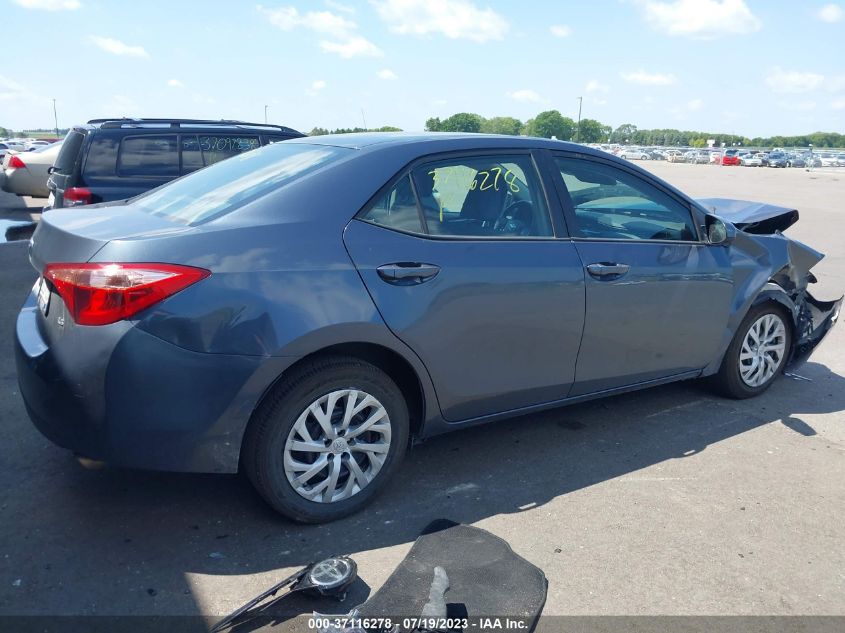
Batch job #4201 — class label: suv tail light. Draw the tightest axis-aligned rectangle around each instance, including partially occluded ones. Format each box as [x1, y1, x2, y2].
[7, 155, 26, 169]
[43, 263, 210, 326]
[63, 187, 93, 206]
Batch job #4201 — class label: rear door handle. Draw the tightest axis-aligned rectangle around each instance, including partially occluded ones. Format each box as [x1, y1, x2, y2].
[377, 263, 440, 284]
[586, 262, 630, 278]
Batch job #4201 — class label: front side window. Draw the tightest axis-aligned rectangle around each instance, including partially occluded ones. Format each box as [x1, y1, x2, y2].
[555, 156, 697, 241]
[410, 155, 552, 237]
[118, 135, 178, 177]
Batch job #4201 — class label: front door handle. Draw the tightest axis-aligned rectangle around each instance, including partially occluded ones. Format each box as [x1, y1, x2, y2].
[377, 263, 440, 284]
[586, 262, 630, 278]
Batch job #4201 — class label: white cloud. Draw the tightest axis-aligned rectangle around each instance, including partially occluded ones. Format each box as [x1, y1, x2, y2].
[372, 0, 509, 43]
[306, 79, 327, 96]
[377, 68, 398, 80]
[621, 69, 676, 85]
[817, 3, 843, 22]
[167, 79, 184, 88]
[640, 0, 761, 39]
[765, 67, 825, 93]
[550, 24, 572, 38]
[13, 0, 80, 10]
[319, 36, 383, 58]
[325, 0, 355, 13]
[257, 5, 356, 37]
[258, 5, 382, 58]
[89, 36, 149, 58]
[826, 75, 845, 92]
[687, 98, 703, 111]
[507, 89, 543, 103]
[831, 98, 845, 110]
[0, 75, 39, 103]
[585, 79, 609, 93]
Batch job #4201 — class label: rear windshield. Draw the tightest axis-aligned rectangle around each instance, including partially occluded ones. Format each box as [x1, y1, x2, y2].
[54, 130, 85, 174]
[131, 142, 351, 225]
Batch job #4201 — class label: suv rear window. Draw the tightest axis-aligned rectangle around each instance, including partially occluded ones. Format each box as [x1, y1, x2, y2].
[132, 142, 351, 225]
[53, 130, 85, 174]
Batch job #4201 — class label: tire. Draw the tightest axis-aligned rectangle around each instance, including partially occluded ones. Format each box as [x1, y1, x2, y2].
[712, 303, 792, 399]
[242, 356, 410, 523]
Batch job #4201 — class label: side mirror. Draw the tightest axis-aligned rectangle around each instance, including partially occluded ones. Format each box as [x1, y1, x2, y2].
[705, 215, 734, 245]
[47, 166, 57, 175]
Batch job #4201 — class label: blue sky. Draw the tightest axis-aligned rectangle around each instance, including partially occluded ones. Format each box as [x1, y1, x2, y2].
[1, 0, 844, 136]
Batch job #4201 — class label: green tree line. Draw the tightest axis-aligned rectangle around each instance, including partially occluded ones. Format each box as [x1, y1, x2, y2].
[423, 112, 845, 148]
[309, 126, 402, 136]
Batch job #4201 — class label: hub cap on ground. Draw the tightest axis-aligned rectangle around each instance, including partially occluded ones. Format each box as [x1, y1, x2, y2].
[284, 389, 391, 503]
[739, 313, 787, 387]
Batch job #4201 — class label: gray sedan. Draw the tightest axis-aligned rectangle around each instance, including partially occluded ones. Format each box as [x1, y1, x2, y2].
[15, 134, 842, 522]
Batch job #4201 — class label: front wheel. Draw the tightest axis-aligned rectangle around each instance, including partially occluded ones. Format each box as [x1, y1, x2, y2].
[712, 304, 792, 399]
[242, 356, 410, 522]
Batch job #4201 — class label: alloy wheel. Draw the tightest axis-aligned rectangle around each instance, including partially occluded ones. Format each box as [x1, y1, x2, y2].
[283, 389, 392, 503]
[738, 313, 787, 387]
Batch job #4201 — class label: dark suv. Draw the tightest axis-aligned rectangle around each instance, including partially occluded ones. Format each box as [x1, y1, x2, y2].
[46, 118, 303, 209]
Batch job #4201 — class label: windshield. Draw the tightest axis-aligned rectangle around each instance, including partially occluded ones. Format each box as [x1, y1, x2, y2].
[132, 142, 352, 225]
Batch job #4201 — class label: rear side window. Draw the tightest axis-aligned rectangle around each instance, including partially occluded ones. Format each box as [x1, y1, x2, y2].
[199, 135, 260, 166]
[54, 130, 85, 174]
[132, 142, 351, 225]
[360, 175, 423, 234]
[118, 135, 179, 177]
[180, 135, 204, 174]
[82, 136, 119, 177]
[411, 154, 553, 238]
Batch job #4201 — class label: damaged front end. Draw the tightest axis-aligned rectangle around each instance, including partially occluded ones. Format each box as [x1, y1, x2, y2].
[698, 198, 843, 368]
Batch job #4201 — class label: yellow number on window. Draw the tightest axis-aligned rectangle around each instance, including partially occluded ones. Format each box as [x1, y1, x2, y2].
[504, 170, 520, 193]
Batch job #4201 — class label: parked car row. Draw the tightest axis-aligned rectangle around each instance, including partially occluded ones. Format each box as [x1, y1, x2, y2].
[588, 143, 844, 168]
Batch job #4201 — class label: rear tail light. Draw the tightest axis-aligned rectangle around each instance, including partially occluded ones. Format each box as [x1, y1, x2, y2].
[43, 263, 210, 326]
[63, 187, 93, 207]
[7, 155, 25, 169]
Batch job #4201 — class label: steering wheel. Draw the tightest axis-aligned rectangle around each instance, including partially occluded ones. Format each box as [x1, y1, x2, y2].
[493, 200, 533, 235]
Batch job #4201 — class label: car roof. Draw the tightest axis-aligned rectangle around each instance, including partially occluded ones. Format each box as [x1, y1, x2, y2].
[72, 118, 302, 135]
[287, 131, 607, 157]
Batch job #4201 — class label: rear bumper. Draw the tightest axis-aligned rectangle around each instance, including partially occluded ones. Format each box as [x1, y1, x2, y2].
[789, 292, 842, 367]
[15, 292, 295, 473]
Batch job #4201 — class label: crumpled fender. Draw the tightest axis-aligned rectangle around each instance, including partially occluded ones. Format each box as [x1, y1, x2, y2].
[703, 228, 841, 374]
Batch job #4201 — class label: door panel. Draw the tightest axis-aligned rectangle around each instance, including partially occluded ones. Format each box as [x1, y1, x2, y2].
[344, 220, 586, 421]
[570, 241, 733, 395]
[550, 153, 736, 394]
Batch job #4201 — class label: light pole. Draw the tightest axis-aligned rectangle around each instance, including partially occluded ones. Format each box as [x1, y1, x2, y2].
[264, 105, 268, 124]
[575, 96, 583, 142]
[52, 98, 59, 137]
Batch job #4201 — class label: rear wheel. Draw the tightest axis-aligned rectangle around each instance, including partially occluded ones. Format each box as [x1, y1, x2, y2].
[242, 356, 409, 522]
[712, 303, 792, 399]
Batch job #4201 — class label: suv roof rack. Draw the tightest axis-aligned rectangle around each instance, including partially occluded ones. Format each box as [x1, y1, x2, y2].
[86, 118, 299, 133]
